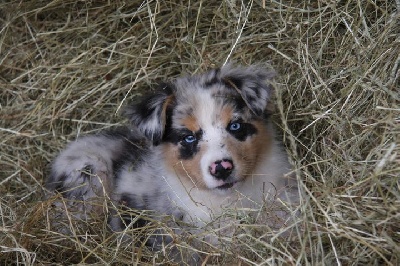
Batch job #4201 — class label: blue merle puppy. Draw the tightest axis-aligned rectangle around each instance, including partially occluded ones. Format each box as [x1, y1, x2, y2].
[47, 63, 298, 241]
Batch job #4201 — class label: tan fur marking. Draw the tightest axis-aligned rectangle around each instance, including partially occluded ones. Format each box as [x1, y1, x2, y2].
[252, 120, 273, 162]
[161, 95, 175, 129]
[163, 143, 208, 190]
[226, 120, 272, 181]
[220, 105, 234, 125]
[181, 115, 200, 132]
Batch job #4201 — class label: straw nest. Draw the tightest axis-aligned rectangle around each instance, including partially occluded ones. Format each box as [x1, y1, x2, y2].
[1, 0, 399, 265]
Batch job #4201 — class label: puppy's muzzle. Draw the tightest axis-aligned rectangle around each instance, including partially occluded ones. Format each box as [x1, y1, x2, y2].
[209, 159, 234, 181]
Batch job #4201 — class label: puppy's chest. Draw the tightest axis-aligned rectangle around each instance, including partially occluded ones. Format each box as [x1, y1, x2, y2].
[114, 159, 244, 225]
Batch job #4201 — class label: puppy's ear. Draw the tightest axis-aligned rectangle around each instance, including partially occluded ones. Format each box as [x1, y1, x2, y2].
[220, 64, 276, 116]
[124, 84, 175, 144]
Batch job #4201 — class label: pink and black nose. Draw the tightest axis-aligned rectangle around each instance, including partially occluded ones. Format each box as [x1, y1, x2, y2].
[209, 159, 234, 180]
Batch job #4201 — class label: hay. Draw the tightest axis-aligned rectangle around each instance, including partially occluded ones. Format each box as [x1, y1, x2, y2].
[1, 0, 399, 265]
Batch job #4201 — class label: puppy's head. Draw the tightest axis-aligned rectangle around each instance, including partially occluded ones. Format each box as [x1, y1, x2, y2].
[125, 64, 276, 191]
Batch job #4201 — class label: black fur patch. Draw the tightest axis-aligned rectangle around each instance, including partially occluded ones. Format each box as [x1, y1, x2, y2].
[120, 193, 145, 210]
[124, 83, 175, 144]
[99, 128, 151, 179]
[80, 164, 94, 179]
[118, 193, 148, 229]
[131, 83, 174, 121]
[231, 96, 248, 112]
[226, 121, 258, 141]
[130, 92, 167, 141]
[164, 128, 203, 160]
[113, 141, 150, 179]
[51, 174, 68, 194]
[179, 129, 203, 160]
[223, 76, 243, 92]
[221, 68, 272, 117]
[158, 103, 175, 146]
[204, 68, 221, 87]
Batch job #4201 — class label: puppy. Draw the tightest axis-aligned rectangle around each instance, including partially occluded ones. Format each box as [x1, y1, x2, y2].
[47, 64, 298, 249]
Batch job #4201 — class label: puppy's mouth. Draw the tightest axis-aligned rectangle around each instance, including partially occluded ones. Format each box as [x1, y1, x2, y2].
[216, 181, 238, 190]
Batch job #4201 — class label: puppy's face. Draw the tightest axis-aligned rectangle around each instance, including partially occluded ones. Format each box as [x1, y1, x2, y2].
[126, 64, 275, 191]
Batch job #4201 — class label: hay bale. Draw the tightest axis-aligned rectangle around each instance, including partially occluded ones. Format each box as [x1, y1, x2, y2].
[1, 0, 398, 265]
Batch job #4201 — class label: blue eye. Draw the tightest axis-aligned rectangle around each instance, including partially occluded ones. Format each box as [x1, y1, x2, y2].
[184, 135, 196, 143]
[229, 122, 241, 131]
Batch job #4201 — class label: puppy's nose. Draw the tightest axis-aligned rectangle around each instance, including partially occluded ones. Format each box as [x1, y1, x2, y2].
[209, 159, 234, 180]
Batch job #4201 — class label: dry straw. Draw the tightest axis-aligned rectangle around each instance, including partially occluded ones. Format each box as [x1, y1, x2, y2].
[1, 0, 399, 265]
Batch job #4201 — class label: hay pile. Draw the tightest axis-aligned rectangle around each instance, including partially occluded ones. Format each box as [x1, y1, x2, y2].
[1, 0, 399, 265]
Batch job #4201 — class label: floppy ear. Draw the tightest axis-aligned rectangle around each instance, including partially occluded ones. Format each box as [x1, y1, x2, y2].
[124, 84, 175, 144]
[220, 64, 276, 116]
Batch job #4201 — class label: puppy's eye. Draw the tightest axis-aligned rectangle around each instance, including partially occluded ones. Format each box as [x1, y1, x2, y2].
[228, 122, 241, 131]
[183, 135, 196, 144]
